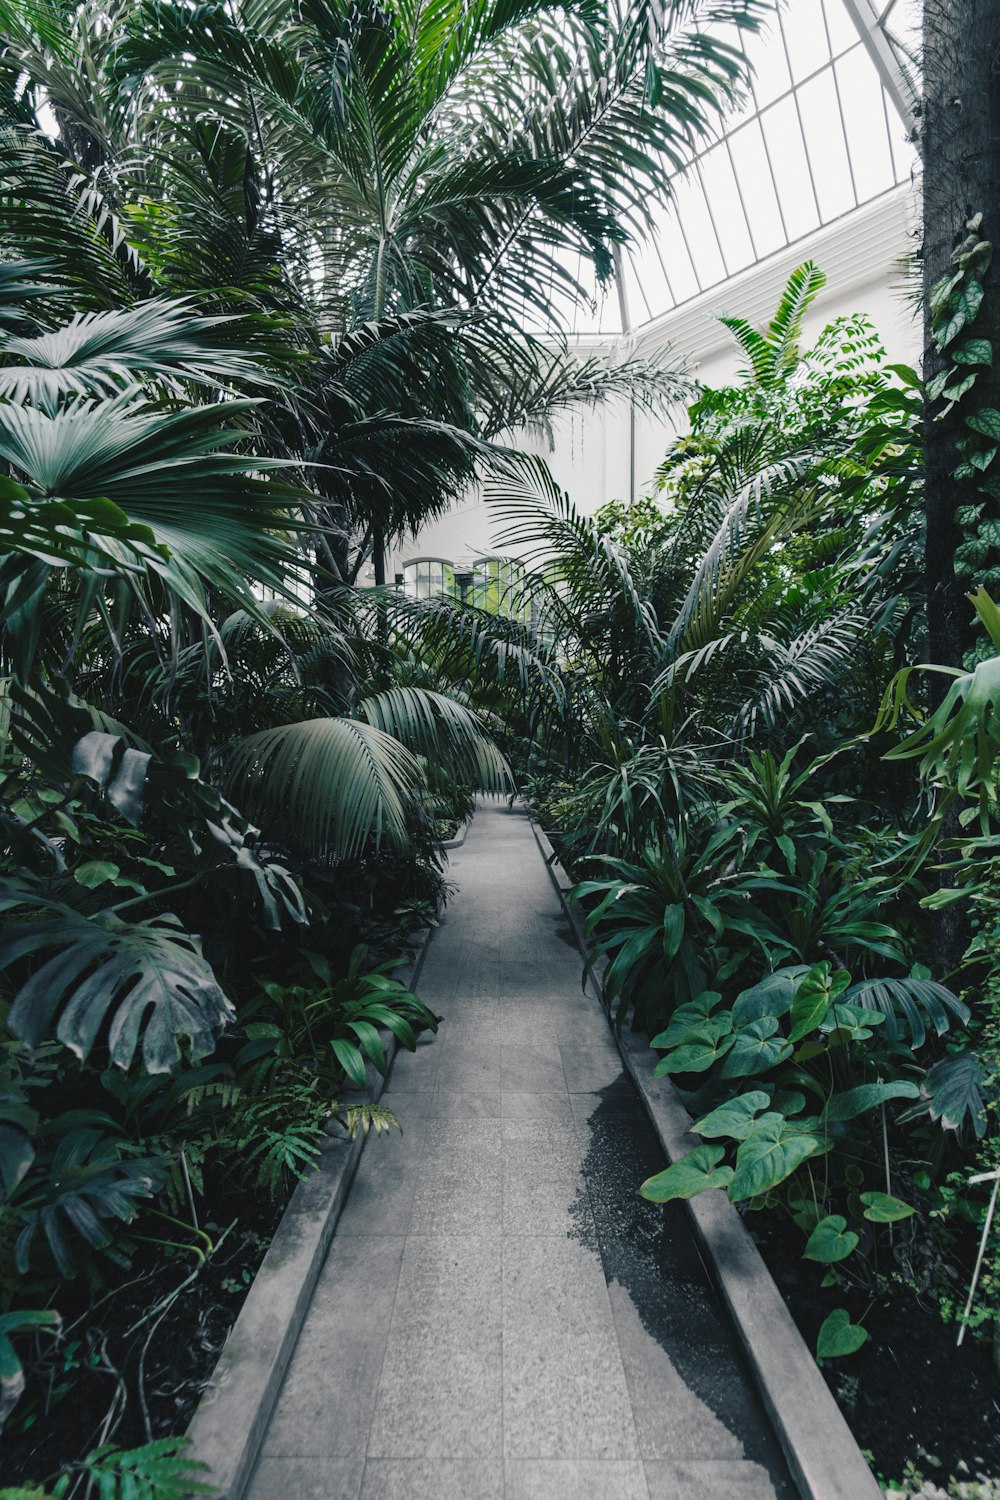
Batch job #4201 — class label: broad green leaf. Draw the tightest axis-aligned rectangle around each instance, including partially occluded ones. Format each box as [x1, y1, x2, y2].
[823, 1080, 919, 1122]
[640, 1144, 734, 1203]
[0, 902, 233, 1073]
[728, 1114, 820, 1201]
[803, 1215, 858, 1264]
[693, 1090, 771, 1141]
[655, 1028, 734, 1075]
[73, 860, 121, 889]
[816, 1307, 868, 1359]
[859, 1191, 915, 1223]
[650, 992, 722, 1051]
[731, 967, 807, 1026]
[920, 1049, 986, 1136]
[718, 1018, 792, 1078]
[954, 339, 993, 365]
[330, 1037, 368, 1090]
[788, 963, 851, 1042]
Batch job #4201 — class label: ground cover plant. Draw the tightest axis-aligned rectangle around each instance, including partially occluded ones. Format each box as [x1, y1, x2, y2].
[0, 0, 774, 1490]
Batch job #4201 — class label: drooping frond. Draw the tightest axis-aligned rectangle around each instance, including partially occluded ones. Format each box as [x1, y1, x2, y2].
[354, 686, 511, 792]
[224, 716, 425, 861]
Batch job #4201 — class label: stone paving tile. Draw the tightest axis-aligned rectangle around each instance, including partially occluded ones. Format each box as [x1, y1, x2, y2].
[334, 1122, 427, 1235]
[643, 1458, 794, 1499]
[262, 1237, 404, 1456]
[360, 1458, 504, 1499]
[501, 1169, 595, 1238]
[500, 1090, 575, 1122]
[503, 1328, 641, 1460]
[246, 1454, 365, 1500]
[505, 1459, 650, 1500]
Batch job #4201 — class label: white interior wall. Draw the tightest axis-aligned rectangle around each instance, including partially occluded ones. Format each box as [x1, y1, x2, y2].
[387, 184, 921, 581]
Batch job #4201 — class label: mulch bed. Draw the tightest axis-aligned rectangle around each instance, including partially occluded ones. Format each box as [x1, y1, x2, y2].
[1, 1180, 285, 1492]
[751, 1213, 1000, 1486]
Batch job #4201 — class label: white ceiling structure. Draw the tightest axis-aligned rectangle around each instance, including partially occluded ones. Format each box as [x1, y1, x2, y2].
[557, 0, 921, 336]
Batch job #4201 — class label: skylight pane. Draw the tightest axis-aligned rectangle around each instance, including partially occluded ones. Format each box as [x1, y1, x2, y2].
[650, 212, 701, 305]
[761, 97, 821, 241]
[822, 0, 860, 57]
[780, 0, 831, 80]
[797, 70, 856, 219]
[835, 46, 896, 203]
[669, 174, 726, 288]
[728, 119, 787, 258]
[746, 19, 791, 107]
[625, 229, 674, 322]
[698, 146, 756, 274]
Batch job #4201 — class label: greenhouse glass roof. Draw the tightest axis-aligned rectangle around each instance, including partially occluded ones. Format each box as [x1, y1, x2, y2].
[563, 0, 920, 336]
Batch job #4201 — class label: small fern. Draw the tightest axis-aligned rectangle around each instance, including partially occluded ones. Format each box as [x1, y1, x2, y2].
[0, 1436, 215, 1499]
[231, 1089, 330, 1196]
[344, 1103, 401, 1141]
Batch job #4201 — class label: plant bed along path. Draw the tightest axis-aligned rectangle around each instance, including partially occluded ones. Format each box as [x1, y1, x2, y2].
[243, 801, 794, 1500]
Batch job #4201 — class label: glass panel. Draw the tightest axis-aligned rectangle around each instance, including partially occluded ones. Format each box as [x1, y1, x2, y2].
[797, 69, 856, 219]
[698, 146, 756, 273]
[822, 0, 860, 57]
[648, 205, 701, 305]
[780, 0, 831, 80]
[625, 230, 674, 322]
[404, 560, 455, 600]
[669, 174, 726, 289]
[727, 119, 787, 258]
[835, 46, 896, 203]
[746, 17, 791, 108]
[761, 96, 820, 241]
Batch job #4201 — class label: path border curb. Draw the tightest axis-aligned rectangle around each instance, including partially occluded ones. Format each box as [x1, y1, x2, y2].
[185, 925, 435, 1500]
[528, 815, 882, 1500]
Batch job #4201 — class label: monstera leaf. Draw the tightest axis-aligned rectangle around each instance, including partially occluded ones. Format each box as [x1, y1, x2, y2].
[0, 893, 234, 1072]
[13, 1124, 163, 1276]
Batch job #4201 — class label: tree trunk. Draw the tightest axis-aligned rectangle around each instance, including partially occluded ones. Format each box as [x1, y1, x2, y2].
[922, 0, 1000, 671]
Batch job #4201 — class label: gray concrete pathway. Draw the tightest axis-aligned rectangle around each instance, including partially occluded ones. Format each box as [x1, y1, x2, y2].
[246, 803, 796, 1500]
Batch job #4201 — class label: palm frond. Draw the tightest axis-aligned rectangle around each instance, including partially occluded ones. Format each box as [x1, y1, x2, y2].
[224, 716, 425, 861]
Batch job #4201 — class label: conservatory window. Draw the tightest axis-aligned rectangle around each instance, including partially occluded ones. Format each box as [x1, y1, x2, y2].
[470, 557, 526, 619]
[402, 558, 457, 600]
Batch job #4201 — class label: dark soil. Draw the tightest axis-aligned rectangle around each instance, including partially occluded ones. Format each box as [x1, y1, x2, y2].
[0, 1178, 285, 1492]
[752, 1212, 1000, 1485]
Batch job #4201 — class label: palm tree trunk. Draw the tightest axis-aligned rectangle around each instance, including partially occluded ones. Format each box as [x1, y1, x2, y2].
[922, 0, 1000, 671]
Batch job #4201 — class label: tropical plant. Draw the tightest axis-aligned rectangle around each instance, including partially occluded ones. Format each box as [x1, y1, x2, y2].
[639, 962, 926, 1358]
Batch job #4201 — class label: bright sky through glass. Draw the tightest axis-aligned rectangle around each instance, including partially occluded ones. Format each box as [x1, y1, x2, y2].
[554, 0, 919, 335]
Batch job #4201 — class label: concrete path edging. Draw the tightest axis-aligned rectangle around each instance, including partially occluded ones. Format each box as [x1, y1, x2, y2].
[185, 927, 434, 1500]
[528, 816, 883, 1500]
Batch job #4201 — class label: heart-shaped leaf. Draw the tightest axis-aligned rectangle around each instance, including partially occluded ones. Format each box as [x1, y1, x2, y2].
[719, 1018, 793, 1078]
[732, 967, 808, 1026]
[693, 1091, 772, 1141]
[859, 1191, 915, 1223]
[728, 1114, 820, 1201]
[650, 992, 722, 1051]
[816, 1307, 868, 1359]
[654, 1021, 734, 1076]
[789, 964, 851, 1042]
[640, 1144, 734, 1203]
[804, 1214, 858, 1264]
